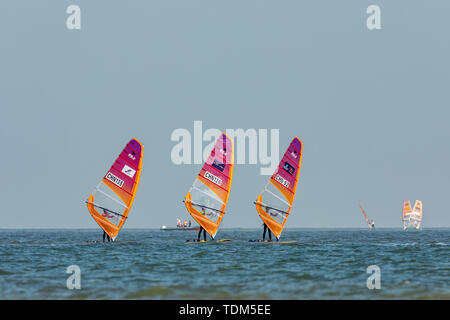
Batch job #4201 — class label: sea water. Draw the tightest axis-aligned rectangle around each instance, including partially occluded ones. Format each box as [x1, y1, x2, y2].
[0, 229, 448, 299]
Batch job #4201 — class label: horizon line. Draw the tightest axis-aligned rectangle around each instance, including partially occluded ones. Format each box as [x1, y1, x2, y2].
[0, 227, 449, 230]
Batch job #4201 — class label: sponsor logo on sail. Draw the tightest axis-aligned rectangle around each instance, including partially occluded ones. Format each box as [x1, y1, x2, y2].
[128, 152, 136, 161]
[105, 172, 124, 188]
[283, 162, 295, 175]
[275, 174, 290, 188]
[121, 165, 136, 178]
[212, 159, 225, 172]
[204, 171, 222, 186]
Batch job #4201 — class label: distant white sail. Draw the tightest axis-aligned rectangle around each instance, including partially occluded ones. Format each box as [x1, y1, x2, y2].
[402, 200, 422, 230]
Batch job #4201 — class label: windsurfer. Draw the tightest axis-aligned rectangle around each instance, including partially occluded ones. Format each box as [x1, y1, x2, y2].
[197, 207, 208, 241]
[101, 209, 112, 242]
[262, 208, 281, 241]
[262, 223, 272, 242]
[103, 231, 111, 243]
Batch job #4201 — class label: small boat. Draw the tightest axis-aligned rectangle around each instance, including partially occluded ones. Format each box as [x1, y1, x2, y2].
[160, 225, 200, 231]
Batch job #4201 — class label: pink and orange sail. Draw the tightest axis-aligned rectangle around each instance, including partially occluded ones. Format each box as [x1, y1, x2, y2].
[255, 137, 303, 239]
[86, 138, 143, 240]
[184, 134, 234, 239]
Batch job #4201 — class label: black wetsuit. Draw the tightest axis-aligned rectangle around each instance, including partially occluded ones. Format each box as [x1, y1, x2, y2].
[103, 231, 111, 242]
[263, 224, 272, 241]
[197, 226, 207, 241]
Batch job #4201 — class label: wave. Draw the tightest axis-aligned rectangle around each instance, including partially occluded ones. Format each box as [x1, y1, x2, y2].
[0, 269, 13, 275]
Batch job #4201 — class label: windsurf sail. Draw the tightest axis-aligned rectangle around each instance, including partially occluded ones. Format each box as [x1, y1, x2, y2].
[360, 205, 375, 229]
[184, 133, 234, 239]
[411, 200, 423, 229]
[402, 200, 412, 229]
[412, 200, 422, 220]
[402, 200, 422, 230]
[402, 200, 412, 220]
[359, 205, 374, 229]
[86, 138, 143, 240]
[360, 205, 369, 224]
[255, 137, 303, 240]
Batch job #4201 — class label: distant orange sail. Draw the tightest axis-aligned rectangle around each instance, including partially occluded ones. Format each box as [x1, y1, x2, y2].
[86, 138, 143, 240]
[360, 205, 369, 224]
[255, 137, 303, 239]
[360, 205, 375, 229]
[184, 134, 234, 239]
[402, 200, 412, 221]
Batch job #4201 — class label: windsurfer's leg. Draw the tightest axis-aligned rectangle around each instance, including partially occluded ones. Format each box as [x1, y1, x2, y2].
[263, 224, 266, 241]
[197, 227, 202, 241]
[268, 229, 272, 241]
[203, 229, 207, 241]
[103, 231, 106, 243]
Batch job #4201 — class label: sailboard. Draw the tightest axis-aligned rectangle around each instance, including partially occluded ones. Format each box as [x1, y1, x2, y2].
[254, 137, 303, 240]
[360, 205, 375, 230]
[183, 133, 234, 240]
[86, 138, 143, 241]
[248, 240, 297, 244]
[402, 200, 422, 230]
[185, 239, 232, 244]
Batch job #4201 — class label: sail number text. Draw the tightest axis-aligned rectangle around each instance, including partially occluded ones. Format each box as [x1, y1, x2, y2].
[204, 171, 222, 186]
[275, 174, 290, 188]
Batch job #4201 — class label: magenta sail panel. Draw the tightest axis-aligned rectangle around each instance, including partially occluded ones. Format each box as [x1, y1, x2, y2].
[271, 137, 303, 194]
[201, 134, 233, 181]
[103, 139, 142, 197]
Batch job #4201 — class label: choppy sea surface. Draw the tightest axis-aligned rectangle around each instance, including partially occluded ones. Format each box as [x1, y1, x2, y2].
[0, 228, 448, 299]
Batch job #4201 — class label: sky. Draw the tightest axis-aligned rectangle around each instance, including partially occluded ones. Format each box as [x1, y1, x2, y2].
[1, 1, 449, 229]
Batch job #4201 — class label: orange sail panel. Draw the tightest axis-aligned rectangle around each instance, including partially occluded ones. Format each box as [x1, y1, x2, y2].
[255, 137, 303, 239]
[184, 134, 234, 239]
[86, 138, 143, 240]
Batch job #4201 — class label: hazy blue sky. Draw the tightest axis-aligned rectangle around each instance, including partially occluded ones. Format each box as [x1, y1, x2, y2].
[1, 1, 449, 229]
